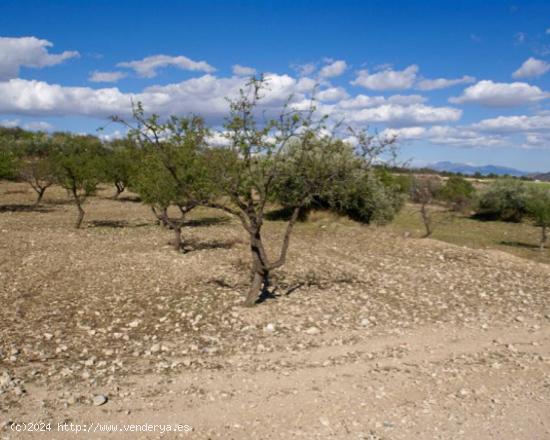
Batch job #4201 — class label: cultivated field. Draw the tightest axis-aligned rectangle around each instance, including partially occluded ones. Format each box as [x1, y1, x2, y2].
[1, 181, 550, 439]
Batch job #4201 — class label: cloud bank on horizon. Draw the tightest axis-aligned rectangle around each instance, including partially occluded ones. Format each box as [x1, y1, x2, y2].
[1, 12, 550, 172]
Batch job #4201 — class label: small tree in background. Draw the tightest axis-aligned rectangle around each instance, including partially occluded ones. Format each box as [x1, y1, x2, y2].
[102, 138, 137, 198]
[477, 179, 528, 222]
[410, 176, 443, 237]
[526, 185, 550, 250]
[53, 133, 105, 228]
[0, 127, 31, 181]
[18, 133, 57, 205]
[114, 105, 212, 251]
[438, 176, 476, 213]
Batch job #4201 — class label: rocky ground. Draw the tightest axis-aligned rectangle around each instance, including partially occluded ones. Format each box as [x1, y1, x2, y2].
[1, 182, 549, 439]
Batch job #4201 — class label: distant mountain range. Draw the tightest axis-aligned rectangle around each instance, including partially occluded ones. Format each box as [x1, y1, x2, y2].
[427, 161, 530, 177]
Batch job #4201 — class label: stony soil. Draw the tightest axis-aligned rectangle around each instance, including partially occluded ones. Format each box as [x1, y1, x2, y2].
[1, 182, 549, 439]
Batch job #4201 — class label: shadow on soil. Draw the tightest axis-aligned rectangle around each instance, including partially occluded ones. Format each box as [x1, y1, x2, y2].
[182, 237, 240, 252]
[499, 240, 541, 250]
[90, 220, 152, 228]
[0, 204, 53, 213]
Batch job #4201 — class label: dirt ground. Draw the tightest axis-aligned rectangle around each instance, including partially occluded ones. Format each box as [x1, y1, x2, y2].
[1, 182, 549, 439]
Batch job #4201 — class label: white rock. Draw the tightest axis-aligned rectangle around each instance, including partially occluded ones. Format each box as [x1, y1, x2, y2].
[264, 323, 276, 333]
[305, 326, 320, 335]
[92, 394, 108, 406]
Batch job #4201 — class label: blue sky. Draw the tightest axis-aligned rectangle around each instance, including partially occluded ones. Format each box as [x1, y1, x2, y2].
[1, 0, 550, 171]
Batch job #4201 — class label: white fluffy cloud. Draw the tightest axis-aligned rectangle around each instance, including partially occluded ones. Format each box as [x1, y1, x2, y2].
[316, 87, 349, 101]
[449, 80, 549, 107]
[0, 74, 305, 120]
[343, 103, 461, 127]
[512, 57, 550, 79]
[351, 65, 418, 90]
[0, 36, 79, 80]
[382, 125, 506, 148]
[472, 114, 550, 133]
[232, 64, 256, 76]
[319, 60, 347, 78]
[338, 94, 426, 109]
[88, 70, 127, 83]
[117, 54, 215, 78]
[416, 75, 476, 91]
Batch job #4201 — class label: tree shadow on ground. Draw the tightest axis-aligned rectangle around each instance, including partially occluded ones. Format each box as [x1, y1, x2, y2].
[90, 220, 153, 228]
[256, 283, 305, 304]
[184, 217, 230, 227]
[499, 240, 540, 250]
[180, 237, 240, 252]
[0, 204, 53, 213]
[114, 195, 142, 203]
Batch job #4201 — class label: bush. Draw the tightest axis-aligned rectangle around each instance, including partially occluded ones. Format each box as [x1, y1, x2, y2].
[477, 179, 528, 222]
[340, 171, 405, 224]
[526, 185, 550, 250]
[438, 176, 476, 212]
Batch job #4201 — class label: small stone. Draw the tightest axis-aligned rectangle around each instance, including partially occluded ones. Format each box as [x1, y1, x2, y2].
[457, 388, 469, 398]
[13, 386, 24, 396]
[264, 323, 276, 333]
[360, 319, 370, 327]
[150, 344, 161, 353]
[305, 326, 320, 335]
[92, 394, 108, 406]
[515, 316, 524, 323]
[319, 416, 330, 427]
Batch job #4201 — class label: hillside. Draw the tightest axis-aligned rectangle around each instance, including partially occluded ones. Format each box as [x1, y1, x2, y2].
[428, 161, 529, 177]
[1, 182, 549, 439]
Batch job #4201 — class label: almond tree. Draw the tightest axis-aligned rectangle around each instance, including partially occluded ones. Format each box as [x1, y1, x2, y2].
[19, 133, 56, 205]
[208, 76, 395, 306]
[52, 133, 105, 228]
[102, 139, 136, 198]
[114, 105, 212, 251]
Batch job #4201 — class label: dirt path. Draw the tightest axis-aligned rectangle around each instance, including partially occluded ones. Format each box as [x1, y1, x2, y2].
[6, 322, 550, 439]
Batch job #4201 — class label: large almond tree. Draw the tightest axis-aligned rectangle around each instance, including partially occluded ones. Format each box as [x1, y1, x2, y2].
[208, 76, 395, 306]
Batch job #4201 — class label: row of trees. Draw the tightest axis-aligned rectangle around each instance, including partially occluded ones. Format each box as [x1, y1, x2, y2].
[0, 77, 407, 306]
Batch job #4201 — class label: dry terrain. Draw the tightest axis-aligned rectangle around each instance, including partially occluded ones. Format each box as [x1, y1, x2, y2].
[1, 182, 549, 439]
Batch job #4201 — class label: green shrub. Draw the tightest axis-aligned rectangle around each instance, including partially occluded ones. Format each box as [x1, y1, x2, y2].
[477, 179, 528, 222]
[438, 176, 476, 212]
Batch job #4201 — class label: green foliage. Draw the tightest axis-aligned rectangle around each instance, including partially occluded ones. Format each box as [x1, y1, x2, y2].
[477, 179, 528, 222]
[438, 176, 476, 212]
[0, 145, 19, 180]
[0, 127, 31, 180]
[52, 133, 106, 200]
[526, 185, 550, 227]
[337, 171, 405, 224]
[122, 106, 213, 213]
[102, 139, 137, 196]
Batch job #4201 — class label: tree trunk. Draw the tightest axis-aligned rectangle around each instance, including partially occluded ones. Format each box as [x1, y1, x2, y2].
[244, 271, 265, 307]
[173, 225, 182, 251]
[75, 203, 85, 229]
[35, 188, 45, 206]
[541, 225, 547, 251]
[114, 182, 124, 198]
[243, 237, 269, 307]
[420, 204, 432, 237]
